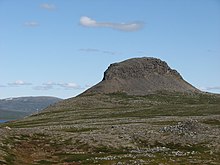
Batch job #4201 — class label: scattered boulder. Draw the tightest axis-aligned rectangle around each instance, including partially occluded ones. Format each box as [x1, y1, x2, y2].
[160, 119, 201, 136]
[4, 126, 11, 130]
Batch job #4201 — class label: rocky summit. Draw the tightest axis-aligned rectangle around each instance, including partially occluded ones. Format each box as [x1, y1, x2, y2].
[83, 57, 199, 95]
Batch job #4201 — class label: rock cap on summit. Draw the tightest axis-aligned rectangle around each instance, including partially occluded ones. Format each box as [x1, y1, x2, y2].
[83, 57, 200, 95]
[103, 57, 182, 80]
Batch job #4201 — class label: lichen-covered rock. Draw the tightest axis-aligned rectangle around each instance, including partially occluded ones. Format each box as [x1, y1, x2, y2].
[160, 119, 202, 136]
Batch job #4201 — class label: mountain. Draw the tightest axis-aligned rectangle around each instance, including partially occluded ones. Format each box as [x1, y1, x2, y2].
[0, 57, 219, 164]
[82, 57, 200, 95]
[0, 96, 62, 119]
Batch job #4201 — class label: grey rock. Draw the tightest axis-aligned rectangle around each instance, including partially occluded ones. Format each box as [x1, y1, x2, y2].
[82, 57, 200, 95]
[160, 119, 201, 136]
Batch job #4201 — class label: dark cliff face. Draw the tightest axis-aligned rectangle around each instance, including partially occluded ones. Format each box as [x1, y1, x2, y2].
[83, 57, 200, 95]
[103, 57, 182, 80]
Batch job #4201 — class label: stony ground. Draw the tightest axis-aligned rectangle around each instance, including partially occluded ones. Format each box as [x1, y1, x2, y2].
[0, 92, 220, 164]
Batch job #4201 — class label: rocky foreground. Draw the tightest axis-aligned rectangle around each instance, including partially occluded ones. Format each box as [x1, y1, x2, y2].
[0, 92, 220, 164]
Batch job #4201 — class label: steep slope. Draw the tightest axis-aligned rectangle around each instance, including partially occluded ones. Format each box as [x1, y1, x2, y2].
[82, 57, 199, 95]
[0, 96, 62, 119]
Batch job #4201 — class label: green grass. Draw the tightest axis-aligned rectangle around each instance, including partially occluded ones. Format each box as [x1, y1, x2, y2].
[35, 160, 56, 165]
[99, 92, 220, 118]
[150, 120, 178, 125]
[3, 153, 15, 165]
[61, 127, 98, 133]
[2, 92, 220, 129]
[1, 137, 16, 165]
[154, 141, 209, 153]
[93, 145, 127, 154]
[202, 119, 220, 126]
[0, 92, 220, 164]
[59, 153, 91, 162]
[108, 91, 220, 104]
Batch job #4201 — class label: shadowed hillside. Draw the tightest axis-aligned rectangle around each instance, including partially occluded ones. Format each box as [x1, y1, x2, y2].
[0, 96, 62, 119]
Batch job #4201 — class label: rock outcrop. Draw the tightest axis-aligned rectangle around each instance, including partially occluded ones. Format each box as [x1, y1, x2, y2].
[83, 57, 199, 95]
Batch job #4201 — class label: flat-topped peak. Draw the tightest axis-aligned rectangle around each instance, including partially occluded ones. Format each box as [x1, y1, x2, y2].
[103, 57, 182, 80]
[82, 57, 200, 95]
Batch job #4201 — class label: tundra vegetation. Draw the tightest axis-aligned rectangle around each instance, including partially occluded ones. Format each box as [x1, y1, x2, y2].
[0, 92, 220, 164]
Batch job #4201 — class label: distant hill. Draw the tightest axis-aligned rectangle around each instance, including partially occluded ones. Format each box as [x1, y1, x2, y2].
[82, 57, 200, 96]
[0, 96, 62, 119]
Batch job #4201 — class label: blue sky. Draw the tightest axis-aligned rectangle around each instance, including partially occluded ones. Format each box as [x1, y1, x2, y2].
[0, 0, 220, 99]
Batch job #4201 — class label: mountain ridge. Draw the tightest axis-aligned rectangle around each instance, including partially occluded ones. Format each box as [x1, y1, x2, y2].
[0, 96, 62, 119]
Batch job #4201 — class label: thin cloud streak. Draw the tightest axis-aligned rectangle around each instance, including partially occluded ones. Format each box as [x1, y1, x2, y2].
[57, 83, 81, 90]
[33, 85, 53, 91]
[205, 86, 220, 90]
[33, 82, 56, 90]
[40, 3, 56, 10]
[24, 21, 39, 27]
[80, 16, 144, 32]
[33, 82, 82, 91]
[8, 80, 32, 86]
[79, 48, 119, 55]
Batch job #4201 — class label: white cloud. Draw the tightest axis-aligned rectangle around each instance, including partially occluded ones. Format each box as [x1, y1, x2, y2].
[102, 50, 118, 55]
[33, 81, 56, 91]
[33, 85, 53, 91]
[40, 3, 56, 10]
[8, 80, 32, 86]
[43, 82, 56, 86]
[198, 86, 220, 94]
[24, 21, 39, 27]
[80, 16, 97, 27]
[58, 83, 81, 90]
[80, 16, 144, 32]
